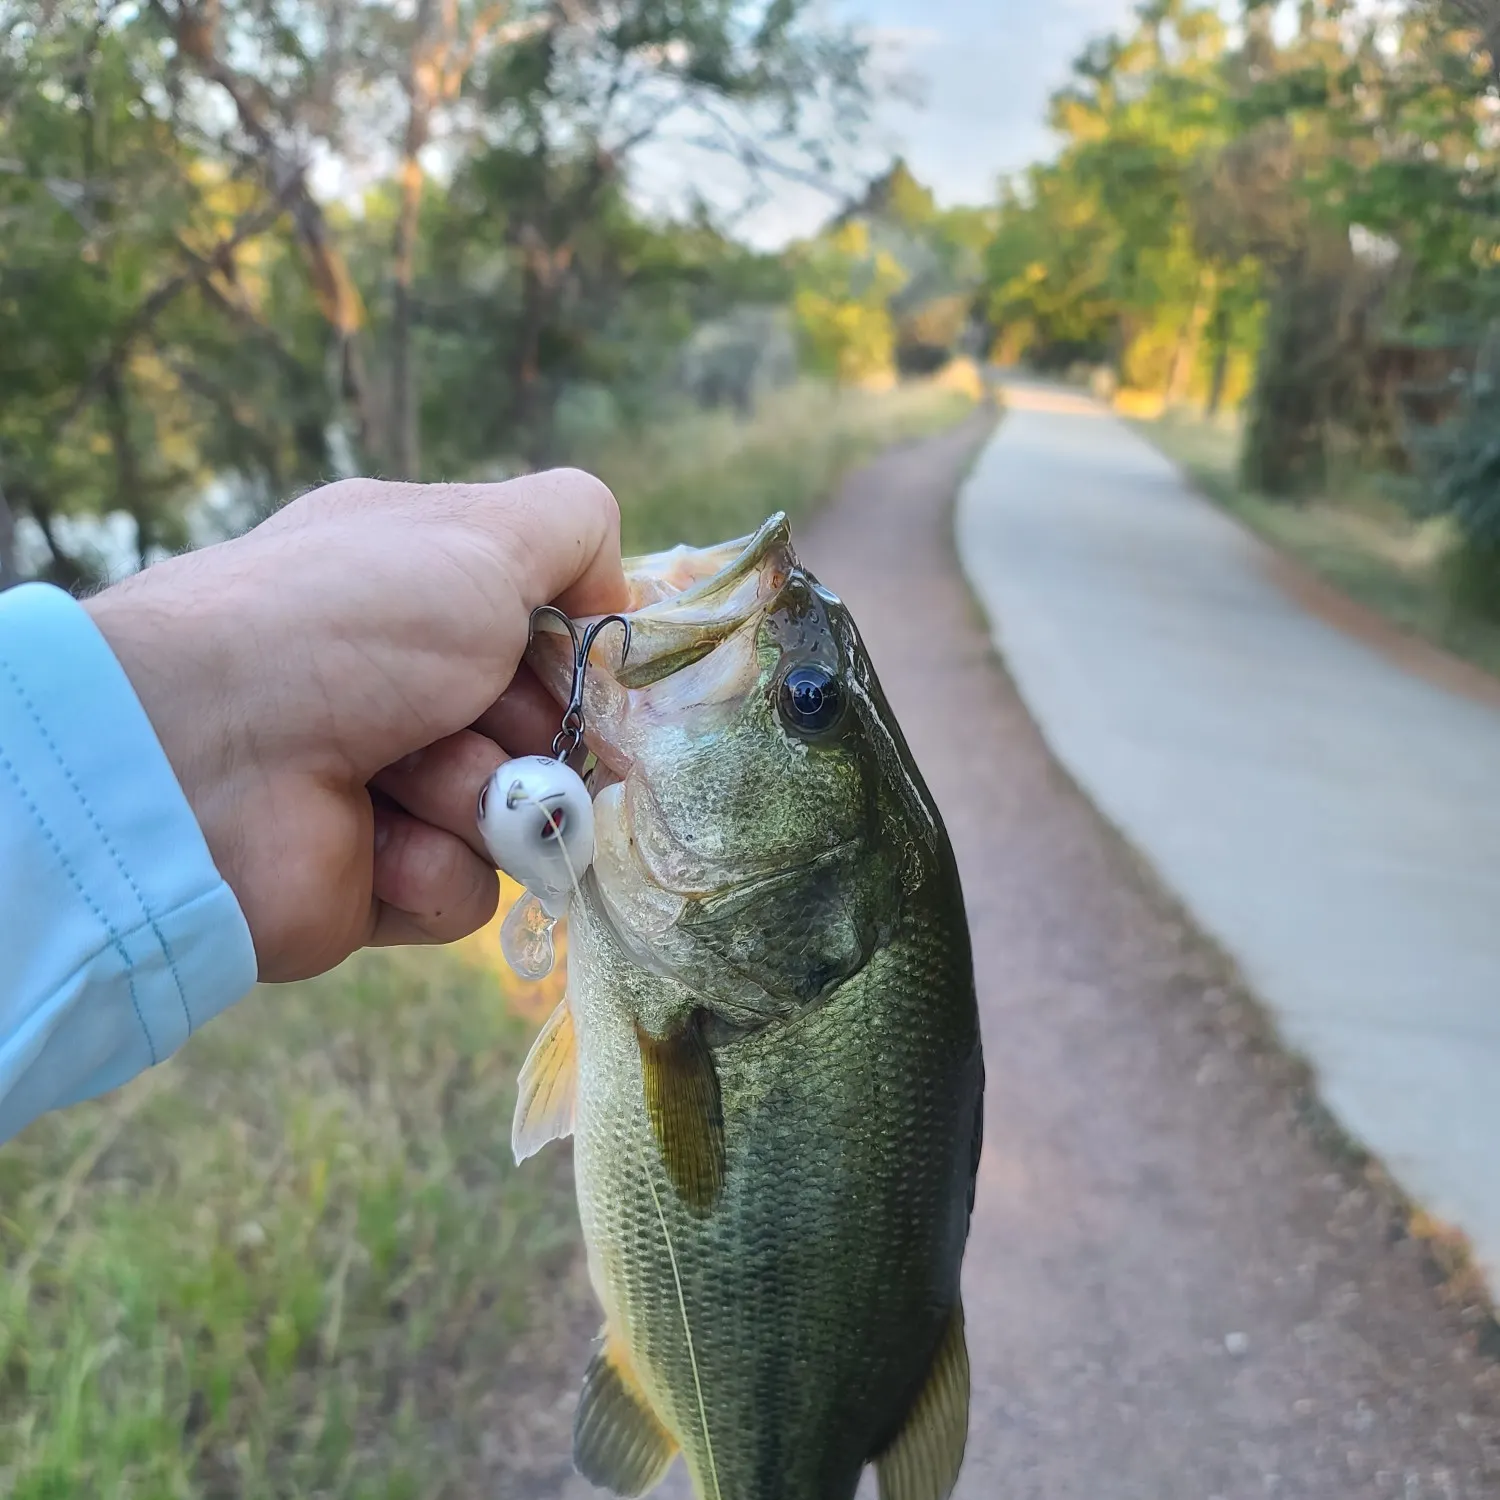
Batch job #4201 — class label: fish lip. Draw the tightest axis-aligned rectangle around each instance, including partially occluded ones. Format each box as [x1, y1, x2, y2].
[646, 511, 792, 612]
[526, 512, 800, 776]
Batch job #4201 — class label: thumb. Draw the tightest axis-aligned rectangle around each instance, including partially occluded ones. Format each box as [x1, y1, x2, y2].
[474, 468, 629, 619]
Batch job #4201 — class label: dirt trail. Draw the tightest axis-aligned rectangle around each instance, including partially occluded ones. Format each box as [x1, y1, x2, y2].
[548, 413, 1500, 1500]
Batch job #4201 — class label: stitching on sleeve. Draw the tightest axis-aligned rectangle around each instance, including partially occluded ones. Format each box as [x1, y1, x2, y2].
[0, 744, 158, 1064]
[0, 657, 193, 1037]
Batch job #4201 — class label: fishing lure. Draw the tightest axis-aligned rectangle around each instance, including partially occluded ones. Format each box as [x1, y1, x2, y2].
[477, 606, 630, 979]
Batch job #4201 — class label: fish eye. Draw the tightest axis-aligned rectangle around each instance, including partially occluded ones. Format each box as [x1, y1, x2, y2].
[777, 663, 844, 737]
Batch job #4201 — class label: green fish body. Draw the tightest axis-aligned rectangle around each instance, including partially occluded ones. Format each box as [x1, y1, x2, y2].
[515, 515, 983, 1500]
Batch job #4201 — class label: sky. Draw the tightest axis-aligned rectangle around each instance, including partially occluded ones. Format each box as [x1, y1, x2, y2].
[629, 0, 1146, 246]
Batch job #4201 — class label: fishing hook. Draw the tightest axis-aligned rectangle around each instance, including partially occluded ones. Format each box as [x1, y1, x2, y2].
[528, 604, 632, 762]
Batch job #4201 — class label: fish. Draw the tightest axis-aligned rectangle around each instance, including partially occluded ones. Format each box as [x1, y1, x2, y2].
[515, 512, 984, 1500]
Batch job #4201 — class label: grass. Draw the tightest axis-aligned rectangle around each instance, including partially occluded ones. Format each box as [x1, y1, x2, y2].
[579, 375, 983, 554]
[0, 905, 582, 1500]
[1135, 408, 1500, 682]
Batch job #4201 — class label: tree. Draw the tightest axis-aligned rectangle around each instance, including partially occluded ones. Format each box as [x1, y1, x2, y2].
[0, 3, 326, 582]
[790, 220, 909, 385]
[977, 0, 1500, 608]
[0, 476, 18, 589]
[982, 2, 1237, 387]
[0, 0, 875, 583]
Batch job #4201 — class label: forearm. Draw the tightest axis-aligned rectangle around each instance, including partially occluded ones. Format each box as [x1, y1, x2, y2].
[0, 583, 258, 1143]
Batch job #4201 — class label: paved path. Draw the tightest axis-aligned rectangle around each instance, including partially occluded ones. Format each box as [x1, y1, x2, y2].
[548, 409, 1500, 1500]
[957, 381, 1500, 1300]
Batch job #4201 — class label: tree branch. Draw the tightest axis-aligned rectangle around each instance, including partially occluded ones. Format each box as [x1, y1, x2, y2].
[152, 0, 374, 457]
[54, 195, 288, 436]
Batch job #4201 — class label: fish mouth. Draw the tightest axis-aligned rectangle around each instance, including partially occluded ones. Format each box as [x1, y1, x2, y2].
[527, 511, 798, 783]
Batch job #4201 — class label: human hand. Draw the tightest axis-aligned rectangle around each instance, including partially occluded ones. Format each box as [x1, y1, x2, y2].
[84, 471, 626, 982]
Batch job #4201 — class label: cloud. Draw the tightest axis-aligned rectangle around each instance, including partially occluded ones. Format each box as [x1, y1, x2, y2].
[629, 0, 1146, 246]
[863, 23, 945, 50]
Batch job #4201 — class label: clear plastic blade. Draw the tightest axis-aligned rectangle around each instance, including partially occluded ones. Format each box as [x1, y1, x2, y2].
[500, 889, 559, 980]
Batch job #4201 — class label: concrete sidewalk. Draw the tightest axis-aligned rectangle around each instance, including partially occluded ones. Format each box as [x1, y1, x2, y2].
[957, 379, 1500, 1294]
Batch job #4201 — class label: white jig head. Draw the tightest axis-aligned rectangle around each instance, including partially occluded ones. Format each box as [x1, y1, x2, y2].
[478, 607, 630, 980]
[478, 755, 594, 980]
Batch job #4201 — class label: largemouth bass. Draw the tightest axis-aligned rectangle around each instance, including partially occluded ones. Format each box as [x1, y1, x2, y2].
[517, 513, 984, 1500]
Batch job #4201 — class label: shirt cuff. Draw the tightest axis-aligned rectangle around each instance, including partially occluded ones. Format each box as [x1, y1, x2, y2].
[0, 583, 259, 1076]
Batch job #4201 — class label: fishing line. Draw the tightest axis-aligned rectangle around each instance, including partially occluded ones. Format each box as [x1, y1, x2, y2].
[511, 787, 585, 900]
[509, 784, 722, 1500]
[638, 1143, 723, 1500]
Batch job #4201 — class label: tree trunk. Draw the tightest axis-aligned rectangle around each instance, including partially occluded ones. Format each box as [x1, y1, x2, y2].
[31, 501, 93, 593]
[104, 369, 153, 571]
[1242, 253, 1335, 498]
[391, 135, 428, 478]
[0, 475, 19, 589]
[513, 245, 553, 466]
[171, 3, 375, 465]
[1166, 270, 1214, 407]
[1206, 341, 1230, 417]
[1205, 301, 1233, 417]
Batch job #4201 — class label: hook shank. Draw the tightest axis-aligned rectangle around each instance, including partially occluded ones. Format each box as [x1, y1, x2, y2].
[528, 606, 631, 761]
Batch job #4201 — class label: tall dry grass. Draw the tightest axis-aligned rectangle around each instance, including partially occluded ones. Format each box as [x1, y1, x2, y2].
[580, 376, 981, 554]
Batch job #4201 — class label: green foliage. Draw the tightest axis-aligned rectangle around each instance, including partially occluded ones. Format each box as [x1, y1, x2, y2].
[791, 222, 908, 384]
[0, 9, 323, 583]
[0, 0, 871, 574]
[1404, 334, 1500, 616]
[984, 0, 1500, 626]
[675, 307, 800, 415]
[789, 161, 993, 384]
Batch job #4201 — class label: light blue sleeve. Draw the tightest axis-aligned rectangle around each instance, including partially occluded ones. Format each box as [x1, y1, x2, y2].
[0, 582, 259, 1143]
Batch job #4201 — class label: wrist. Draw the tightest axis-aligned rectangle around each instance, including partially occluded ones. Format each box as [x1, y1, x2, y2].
[84, 568, 248, 892]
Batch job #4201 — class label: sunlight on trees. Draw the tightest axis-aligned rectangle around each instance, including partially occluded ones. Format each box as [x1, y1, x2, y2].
[981, 0, 1500, 608]
[0, 0, 872, 582]
[9, 1, 1500, 606]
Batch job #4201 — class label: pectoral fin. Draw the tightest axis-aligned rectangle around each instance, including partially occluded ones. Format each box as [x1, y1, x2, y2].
[511, 999, 577, 1164]
[637, 1017, 725, 1214]
[874, 1302, 971, 1500]
[574, 1335, 678, 1496]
